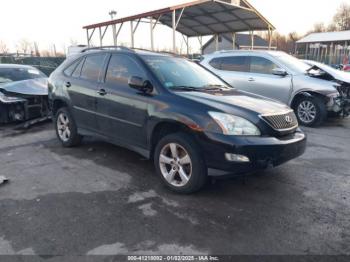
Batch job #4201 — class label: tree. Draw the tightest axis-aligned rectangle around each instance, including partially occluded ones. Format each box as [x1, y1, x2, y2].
[17, 39, 33, 54]
[332, 2, 350, 31]
[0, 40, 9, 54]
[309, 22, 326, 33]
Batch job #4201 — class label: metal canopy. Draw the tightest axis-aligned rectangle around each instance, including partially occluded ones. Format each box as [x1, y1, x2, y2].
[83, 0, 275, 53]
[157, 0, 274, 37]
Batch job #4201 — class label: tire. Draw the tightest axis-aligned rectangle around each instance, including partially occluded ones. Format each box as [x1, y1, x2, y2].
[294, 96, 327, 127]
[55, 107, 82, 147]
[154, 132, 207, 194]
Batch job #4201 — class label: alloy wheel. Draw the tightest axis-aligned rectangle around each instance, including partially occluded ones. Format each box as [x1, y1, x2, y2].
[159, 143, 192, 187]
[57, 112, 71, 142]
[297, 101, 317, 124]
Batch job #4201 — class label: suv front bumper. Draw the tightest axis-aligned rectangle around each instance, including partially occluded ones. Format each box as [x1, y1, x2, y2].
[198, 130, 307, 176]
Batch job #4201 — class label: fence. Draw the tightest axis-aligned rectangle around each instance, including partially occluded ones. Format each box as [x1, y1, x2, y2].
[0, 56, 65, 76]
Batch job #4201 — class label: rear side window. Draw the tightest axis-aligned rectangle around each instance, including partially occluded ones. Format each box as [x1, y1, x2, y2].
[64, 59, 81, 76]
[221, 56, 249, 72]
[250, 56, 280, 75]
[209, 58, 222, 70]
[72, 59, 85, 78]
[105, 54, 145, 87]
[80, 54, 106, 82]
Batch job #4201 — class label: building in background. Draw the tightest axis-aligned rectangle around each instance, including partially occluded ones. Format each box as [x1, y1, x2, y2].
[296, 30, 350, 65]
[202, 33, 275, 54]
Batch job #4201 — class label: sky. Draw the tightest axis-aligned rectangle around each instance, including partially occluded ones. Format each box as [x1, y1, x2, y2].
[0, 0, 346, 53]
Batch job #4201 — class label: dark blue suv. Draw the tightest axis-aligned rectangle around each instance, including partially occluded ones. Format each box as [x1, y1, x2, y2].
[48, 47, 306, 193]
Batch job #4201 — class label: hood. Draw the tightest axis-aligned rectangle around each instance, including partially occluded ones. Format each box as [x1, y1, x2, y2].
[176, 89, 291, 115]
[304, 60, 350, 84]
[0, 78, 48, 96]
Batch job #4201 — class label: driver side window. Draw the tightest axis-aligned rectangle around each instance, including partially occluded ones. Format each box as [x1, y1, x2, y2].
[250, 56, 280, 75]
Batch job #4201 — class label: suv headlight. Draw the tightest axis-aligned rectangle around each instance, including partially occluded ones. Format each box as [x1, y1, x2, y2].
[209, 112, 261, 136]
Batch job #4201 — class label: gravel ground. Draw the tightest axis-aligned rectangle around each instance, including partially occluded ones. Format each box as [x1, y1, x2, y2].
[0, 118, 349, 259]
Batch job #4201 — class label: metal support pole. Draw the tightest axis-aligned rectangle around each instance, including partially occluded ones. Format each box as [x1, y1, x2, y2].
[198, 36, 203, 55]
[268, 28, 272, 50]
[86, 29, 90, 47]
[99, 27, 103, 47]
[150, 17, 154, 51]
[250, 31, 254, 50]
[215, 34, 219, 51]
[187, 36, 189, 57]
[112, 24, 117, 45]
[294, 43, 298, 56]
[130, 21, 135, 48]
[115, 23, 124, 46]
[305, 44, 309, 59]
[232, 32, 236, 50]
[172, 10, 176, 53]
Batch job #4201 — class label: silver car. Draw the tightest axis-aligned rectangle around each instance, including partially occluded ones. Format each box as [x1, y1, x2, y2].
[201, 51, 350, 126]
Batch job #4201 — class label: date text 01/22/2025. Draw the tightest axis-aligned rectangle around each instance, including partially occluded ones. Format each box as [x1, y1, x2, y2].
[127, 255, 220, 261]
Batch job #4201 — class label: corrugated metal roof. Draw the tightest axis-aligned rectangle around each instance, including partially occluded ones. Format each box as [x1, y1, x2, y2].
[83, 0, 275, 36]
[202, 33, 268, 50]
[297, 30, 350, 43]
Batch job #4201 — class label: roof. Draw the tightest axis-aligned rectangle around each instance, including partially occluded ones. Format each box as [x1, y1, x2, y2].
[297, 30, 350, 44]
[0, 64, 35, 69]
[202, 33, 268, 50]
[83, 0, 275, 37]
[203, 50, 285, 57]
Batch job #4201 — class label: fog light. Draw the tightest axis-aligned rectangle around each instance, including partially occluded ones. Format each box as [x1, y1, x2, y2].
[225, 153, 250, 163]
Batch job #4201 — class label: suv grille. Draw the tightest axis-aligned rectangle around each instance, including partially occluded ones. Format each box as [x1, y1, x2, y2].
[261, 111, 298, 131]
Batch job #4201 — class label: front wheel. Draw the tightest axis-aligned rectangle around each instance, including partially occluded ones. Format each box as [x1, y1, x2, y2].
[294, 96, 327, 127]
[154, 133, 207, 194]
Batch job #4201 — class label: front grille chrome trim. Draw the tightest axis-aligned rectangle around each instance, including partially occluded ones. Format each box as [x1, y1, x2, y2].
[259, 110, 299, 132]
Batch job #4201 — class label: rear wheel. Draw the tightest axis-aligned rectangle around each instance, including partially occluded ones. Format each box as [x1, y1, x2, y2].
[294, 96, 327, 127]
[55, 107, 82, 147]
[154, 133, 207, 194]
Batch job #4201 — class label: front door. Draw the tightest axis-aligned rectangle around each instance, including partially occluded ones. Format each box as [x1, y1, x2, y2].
[96, 54, 150, 147]
[244, 56, 292, 104]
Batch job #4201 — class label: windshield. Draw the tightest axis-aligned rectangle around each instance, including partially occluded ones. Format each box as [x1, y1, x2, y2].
[0, 67, 46, 84]
[142, 55, 230, 90]
[273, 52, 311, 74]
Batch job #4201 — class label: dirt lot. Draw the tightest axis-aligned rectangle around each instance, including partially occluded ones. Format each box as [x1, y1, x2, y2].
[0, 118, 349, 257]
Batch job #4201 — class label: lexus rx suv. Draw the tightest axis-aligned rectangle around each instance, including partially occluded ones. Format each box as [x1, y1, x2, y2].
[48, 47, 306, 193]
[201, 50, 349, 127]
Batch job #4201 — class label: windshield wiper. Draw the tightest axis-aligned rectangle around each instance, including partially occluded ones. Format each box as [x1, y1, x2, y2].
[203, 84, 231, 90]
[170, 86, 204, 91]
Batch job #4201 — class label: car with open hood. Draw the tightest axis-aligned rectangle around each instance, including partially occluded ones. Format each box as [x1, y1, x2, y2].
[48, 47, 306, 193]
[201, 50, 350, 127]
[303, 60, 350, 117]
[0, 64, 49, 124]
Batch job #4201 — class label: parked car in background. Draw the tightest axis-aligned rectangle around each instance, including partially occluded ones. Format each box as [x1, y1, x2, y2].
[48, 47, 306, 193]
[0, 64, 49, 124]
[343, 64, 350, 72]
[201, 50, 349, 126]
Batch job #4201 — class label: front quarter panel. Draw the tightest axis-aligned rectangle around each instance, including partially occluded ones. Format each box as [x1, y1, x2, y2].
[290, 74, 339, 104]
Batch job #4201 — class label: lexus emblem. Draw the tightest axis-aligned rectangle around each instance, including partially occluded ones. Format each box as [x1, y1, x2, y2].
[285, 115, 293, 124]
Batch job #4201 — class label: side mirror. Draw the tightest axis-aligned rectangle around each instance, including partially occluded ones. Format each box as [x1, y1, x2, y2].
[128, 76, 153, 93]
[272, 68, 288, 77]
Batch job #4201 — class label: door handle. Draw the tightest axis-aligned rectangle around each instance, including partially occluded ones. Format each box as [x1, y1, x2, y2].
[65, 82, 71, 88]
[248, 77, 255, 82]
[97, 89, 107, 96]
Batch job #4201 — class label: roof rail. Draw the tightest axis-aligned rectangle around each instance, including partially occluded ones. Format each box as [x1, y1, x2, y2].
[81, 46, 133, 53]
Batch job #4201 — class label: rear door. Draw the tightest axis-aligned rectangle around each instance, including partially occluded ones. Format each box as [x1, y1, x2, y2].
[206, 56, 251, 91]
[96, 53, 150, 147]
[66, 54, 107, 131]
[244, 56, 292, 104]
